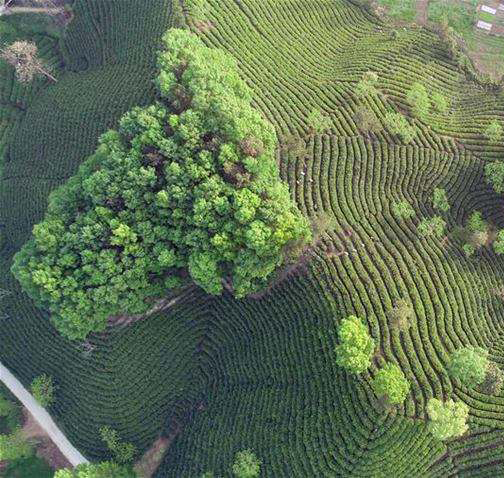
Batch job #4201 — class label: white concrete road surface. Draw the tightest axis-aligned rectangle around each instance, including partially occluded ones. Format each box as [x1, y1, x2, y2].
[0, 362, 88, 467]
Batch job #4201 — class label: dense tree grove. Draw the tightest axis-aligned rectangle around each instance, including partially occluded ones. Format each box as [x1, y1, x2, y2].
[335, 315, 375, 374]
[449, 346, 489, 388]
[426, 398, 468, 441]
[12, 29, 311, 339]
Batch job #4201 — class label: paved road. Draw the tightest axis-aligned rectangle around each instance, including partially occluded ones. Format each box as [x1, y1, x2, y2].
[0, 362, 88, 467]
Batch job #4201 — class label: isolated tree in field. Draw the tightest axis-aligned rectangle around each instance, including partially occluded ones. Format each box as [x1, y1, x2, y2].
[432, 188, 449, 213]
[431, 92, 449, 114]
[335, 315, 375, 374]
[466, 211, 488, 250]
[485, 160, 504, 194]
[385, 112, 416, 144]
[392, 200, 415, 220]
[484, 120, 503, 143]
[355, 71, 379, 98]
[12, 30, 311, 340]
[449, 346, 489, 388]
[463, 243, 475, 258]
[426, 398, 468, 441]
[407, 82, 430, 118]
[99, 426, 136, 463]
[232, 449, 261, 478]
[0, 41, 56, 83]
[0, 431, 32, 461]
[418, 216, 446, 239]
[494, 230, 504, 255]
[479, 361, 504, 395]
[390, 298, 413, 331]
[30, 374, 54, 407]
[307, 108, 331, 133]
[372, 363, 410, 405]
[354, 106, 382, 134]
[54, 462, 135, 477]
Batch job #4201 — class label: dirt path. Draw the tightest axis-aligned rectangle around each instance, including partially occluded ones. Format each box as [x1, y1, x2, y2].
[0, 362, 88, 467]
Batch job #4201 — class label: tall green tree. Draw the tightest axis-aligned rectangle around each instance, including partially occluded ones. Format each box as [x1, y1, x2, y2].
[372, 363, 410, 405]
[232, 449, 261, 478]
[485, 160, 504, 193]
[31, 374, 55, 407]
[449, 346, 489, 388]
[12, 29, 311, 340]
[426, 398, 469, 441]
[335, 315, 375, 374]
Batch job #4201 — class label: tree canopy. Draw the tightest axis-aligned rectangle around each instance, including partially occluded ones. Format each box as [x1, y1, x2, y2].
[426, 398, 469, 441]
[372, 362, 410, 405]
[11, 29, 311, 340]
[449, 346, 489, 388]
[232, 449, 261, 478]
[335, 315, 375, 374]
[54, 462, 135, 478]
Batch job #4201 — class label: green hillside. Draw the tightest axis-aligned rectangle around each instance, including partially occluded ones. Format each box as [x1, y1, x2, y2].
[2, 0, 504, 476]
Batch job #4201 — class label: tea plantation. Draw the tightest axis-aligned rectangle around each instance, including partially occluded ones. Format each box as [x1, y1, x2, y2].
[3, 0, 504, 476]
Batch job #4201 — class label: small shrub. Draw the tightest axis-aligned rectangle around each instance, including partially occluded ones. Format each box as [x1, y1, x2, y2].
[427, 398, 469, 441]
[463, 243, 475, 257]
[390, 298, 413, 331]
[467, 211, 487, 233]
[354, 106, 382, 134]
[392, 200, 415, 220]
[407, 82, 430, 118]
[372, 363, 410, 405]
[0, 431, 33, 461]
[417, 216, 446, 238]
[385, 112, 416, 143]
[307, 108, 332, 133]
[232, 449, 261, 478]
[99, 426, 136, 464]
[432, 188, 449, 213]
[494, 230, 504, 255]
[30, 374, 54, 407]
[479, 362, 504, 395]
[449, 346, 489, 388]
[431, 92, 449, 113]
[335, 315, 375, 374]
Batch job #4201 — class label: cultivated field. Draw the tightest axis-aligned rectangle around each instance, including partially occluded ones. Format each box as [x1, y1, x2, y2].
[2, 0, 504, 476]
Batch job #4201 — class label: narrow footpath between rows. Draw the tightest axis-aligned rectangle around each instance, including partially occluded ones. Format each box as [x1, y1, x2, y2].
[0, 362, 88, 467]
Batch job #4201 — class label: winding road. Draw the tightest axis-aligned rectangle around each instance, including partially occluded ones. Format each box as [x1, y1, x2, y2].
[0, 362, 88, 467]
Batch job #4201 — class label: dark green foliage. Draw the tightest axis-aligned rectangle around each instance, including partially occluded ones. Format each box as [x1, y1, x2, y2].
[99, 426, 136, 463]
[335, 315, 375, 374]
[485, 160, 504, 194]
[449, 346, 489, 388]
[232, 449, 261, 478]
[355, 71, 379, 98]
[0, 431, 33, 462]
[12, 29, 310, 339]
[30, 374, 54, 407]
[3, 454, 53, 478]
[54, 461, 135, 477]
[479, 362, 504, 396]
[372, 363, 410, 405]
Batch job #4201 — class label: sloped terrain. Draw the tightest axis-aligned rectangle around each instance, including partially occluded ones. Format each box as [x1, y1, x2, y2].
[2, 0, 504, 476]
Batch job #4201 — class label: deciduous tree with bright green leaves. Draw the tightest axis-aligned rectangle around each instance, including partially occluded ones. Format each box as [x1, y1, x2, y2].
[372, 363, 410, 405]
[392, 200, 415, 220]
[432, 188, 449, 213]
[232, 449, 261, 478]
[31, 374, 55, 407]
[485, 160, 504, 193]
[418, 216, 446, 238]
[449, 346, 489, 388]
[484, 120, 503, 143]
[335, 315, 375, 374]
[426, 398, 469, 441]
[11, 29, 311, 340]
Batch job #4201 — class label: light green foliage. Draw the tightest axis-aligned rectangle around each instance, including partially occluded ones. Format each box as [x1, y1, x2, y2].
[467, 211, 487, 234]
[449, 346, 489, 388]
[431, 92, 449, 113]
[463, 243, 475, 257]
[187, 0, 209, 22]
[232, 449, 261, 478]
[355, 71, 379, 98]
[54, 462, 135, 477]
[99, 426, 136, 464]
[377, 0, 416, 22]
[407, 83, 430, 118]
[494, 230, 504, 255]
[432, 188, 449, 213]
[484, 120, 503, 143]
[30, 374, 54, 407]
[384, 112, 416, 144]
[372, 363, 410, 405]
[485, 160, 504, 194]
[427, 398, 469, 441]
[12, 29, 311, 339]
[335, 315, 375, 374]
[417, 216, 446, 239]
[0, 431, 32, 461]
[392, 200, 415, 219]
[307, 108, 332, 133]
